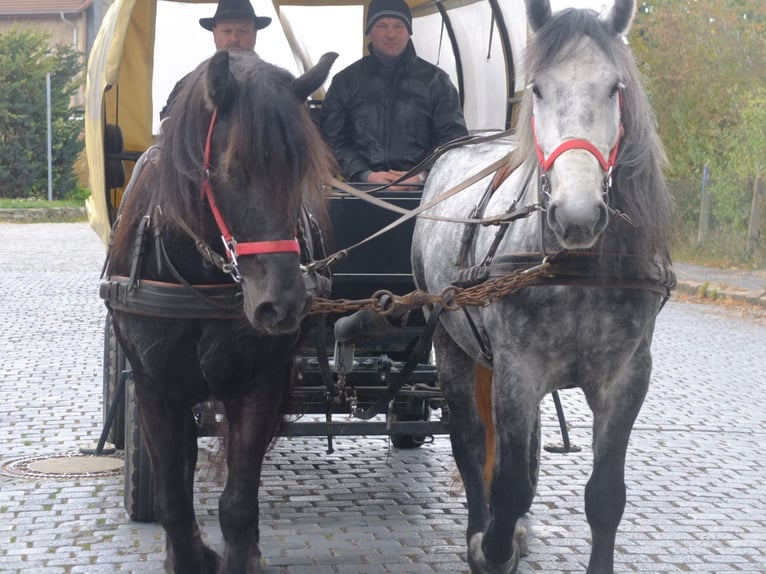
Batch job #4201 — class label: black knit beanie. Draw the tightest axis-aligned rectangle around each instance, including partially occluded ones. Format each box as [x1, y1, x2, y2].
[365, 0, 413, 35]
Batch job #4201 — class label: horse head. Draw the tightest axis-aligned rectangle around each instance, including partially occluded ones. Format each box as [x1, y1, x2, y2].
[523, 0, 636, 250]
[200, 51, 337, 333]
[145, 51, 337, 334]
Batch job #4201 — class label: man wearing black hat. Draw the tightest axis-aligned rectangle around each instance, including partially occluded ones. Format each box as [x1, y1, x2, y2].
[159, 0, 271, 120]
[320, 0, 467, 188]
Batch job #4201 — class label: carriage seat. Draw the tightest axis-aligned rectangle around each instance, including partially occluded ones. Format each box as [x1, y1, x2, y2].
[103, 123, 146, 223]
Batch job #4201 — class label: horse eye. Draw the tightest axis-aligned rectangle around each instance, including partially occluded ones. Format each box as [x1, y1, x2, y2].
[530, 84, 542, 99]
[611, 82, 625, 97]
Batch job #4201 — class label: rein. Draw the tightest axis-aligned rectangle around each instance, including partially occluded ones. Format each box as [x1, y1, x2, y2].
[309, 153, 521, 272]
[200, 108, 300, 282]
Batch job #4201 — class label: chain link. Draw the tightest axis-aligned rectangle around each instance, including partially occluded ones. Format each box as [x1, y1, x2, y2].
[309, 260, 553, 315]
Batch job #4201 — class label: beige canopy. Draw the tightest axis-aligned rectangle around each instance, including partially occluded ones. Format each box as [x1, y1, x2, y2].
[85, 0, 528, 245]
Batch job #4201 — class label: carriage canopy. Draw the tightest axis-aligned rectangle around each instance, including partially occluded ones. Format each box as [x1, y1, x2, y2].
[85, 0, 533, 244]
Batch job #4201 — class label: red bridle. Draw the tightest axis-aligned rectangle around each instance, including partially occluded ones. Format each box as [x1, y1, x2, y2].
[532, 88, 624, 178]
[199, 108, 300, 280]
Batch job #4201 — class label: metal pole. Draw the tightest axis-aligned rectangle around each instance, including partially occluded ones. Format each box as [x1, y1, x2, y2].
[46, 72, 53, 202]
[697, 163, 710, 245]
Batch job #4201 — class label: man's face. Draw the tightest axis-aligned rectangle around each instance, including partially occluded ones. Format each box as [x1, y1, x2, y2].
[368, 17, 410, 59]
[212, 19, 257, 52]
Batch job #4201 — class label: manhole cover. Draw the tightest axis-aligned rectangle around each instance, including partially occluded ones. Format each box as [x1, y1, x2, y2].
[1, 453, 124, 479]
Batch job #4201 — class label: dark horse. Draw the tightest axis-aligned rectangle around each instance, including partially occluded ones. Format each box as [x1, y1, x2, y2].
[101, 50, 337, 573]
[412, 1, 674, 573]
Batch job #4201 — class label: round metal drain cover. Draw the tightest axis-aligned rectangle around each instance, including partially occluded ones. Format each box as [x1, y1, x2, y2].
[1, 453, 124, 479]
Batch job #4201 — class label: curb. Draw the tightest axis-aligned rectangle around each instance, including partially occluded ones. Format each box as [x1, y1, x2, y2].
[0, 207, 87, 223]
[674, 280, 766, 309]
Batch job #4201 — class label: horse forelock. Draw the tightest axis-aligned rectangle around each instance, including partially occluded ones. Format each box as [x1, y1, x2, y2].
[228, 61, 334, 216]
[513, 7, 671, 271]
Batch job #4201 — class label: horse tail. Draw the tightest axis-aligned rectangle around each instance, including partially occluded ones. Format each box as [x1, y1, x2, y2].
[475, 364, 495, 495]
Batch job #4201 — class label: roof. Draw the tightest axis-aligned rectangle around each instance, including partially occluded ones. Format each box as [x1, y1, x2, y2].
[0, 0, 93, 16]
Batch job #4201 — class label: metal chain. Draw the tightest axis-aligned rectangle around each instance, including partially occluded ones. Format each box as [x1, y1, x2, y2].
[309, 259, 553, 315]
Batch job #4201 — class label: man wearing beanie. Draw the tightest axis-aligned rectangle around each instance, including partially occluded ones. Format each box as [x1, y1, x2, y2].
[320, 0, 467, 188]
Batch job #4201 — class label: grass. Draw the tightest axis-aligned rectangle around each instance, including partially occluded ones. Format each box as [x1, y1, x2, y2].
[672, 228, 765, 269]
[0, 198, 86, 209]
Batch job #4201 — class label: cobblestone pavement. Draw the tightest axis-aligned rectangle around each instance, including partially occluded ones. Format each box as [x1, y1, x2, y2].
[1, 222, 765, 573]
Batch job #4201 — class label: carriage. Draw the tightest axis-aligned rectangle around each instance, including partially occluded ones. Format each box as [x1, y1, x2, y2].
[85, 0, 530, 523]
[85, 1, 675, 572]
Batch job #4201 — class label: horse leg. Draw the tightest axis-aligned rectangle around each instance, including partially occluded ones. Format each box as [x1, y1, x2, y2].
[135, 382, 220, 574]
[218, 366, 290, 574]
[583, 355, 651, 574]
[468, 360, 541, 574]
[431, 327, 491, 551]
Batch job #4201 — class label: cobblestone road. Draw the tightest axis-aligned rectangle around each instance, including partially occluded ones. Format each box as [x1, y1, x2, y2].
[1, 223, 765, 573]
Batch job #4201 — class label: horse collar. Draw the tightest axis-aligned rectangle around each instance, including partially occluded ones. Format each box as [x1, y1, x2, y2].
[200, 108, 300, 283]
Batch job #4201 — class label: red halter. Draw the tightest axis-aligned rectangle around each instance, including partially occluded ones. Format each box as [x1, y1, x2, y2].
[532, 88, 623, 176]
[199, 109, 300, 280]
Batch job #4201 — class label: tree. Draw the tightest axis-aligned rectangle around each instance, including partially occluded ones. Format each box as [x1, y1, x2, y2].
[631, 0, 766, 241]
[0, 27, 84, 199]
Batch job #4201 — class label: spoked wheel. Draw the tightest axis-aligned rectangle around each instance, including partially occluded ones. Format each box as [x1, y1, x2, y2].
[124, 377, 156, 522]
[103, 314, 126, 449]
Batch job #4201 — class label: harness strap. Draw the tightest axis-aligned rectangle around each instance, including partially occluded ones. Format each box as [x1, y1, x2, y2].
[311, 153, 514, 271]
[100, 275, 243, 319]
[461, 306, 493, 363]
[456, 163, 537, 272]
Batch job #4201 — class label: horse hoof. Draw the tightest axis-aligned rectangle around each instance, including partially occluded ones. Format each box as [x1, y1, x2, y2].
[515, 522, 529, 558]
[164, 546, 221, 573]
[467, 533, 520, 574]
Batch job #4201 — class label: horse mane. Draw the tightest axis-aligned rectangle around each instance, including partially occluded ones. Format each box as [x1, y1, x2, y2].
[112, 52, 334, 261]
[512, 8, 672, 271]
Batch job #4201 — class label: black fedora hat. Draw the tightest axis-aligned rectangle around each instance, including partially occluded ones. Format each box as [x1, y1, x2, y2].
[199, 0, 272, 31]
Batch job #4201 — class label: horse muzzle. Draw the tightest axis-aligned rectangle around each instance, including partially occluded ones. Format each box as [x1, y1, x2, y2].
[238, 256, 312, 335]
[544, 154, 610, 249]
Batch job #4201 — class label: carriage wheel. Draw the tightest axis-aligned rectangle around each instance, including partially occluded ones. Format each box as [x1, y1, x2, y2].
[388, 399, 430, 449]
[103, 314, 126, 449]
[124, 377, 156, 522]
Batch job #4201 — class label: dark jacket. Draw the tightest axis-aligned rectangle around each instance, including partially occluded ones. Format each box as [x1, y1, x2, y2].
[320, 42, 468, 181]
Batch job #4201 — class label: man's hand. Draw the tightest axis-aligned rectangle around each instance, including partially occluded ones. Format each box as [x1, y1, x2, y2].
[367, 170, 423, 191]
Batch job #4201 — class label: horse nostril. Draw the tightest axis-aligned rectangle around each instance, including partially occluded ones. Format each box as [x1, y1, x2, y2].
[594, 202, 609, 234]
[546, 203, 562, 235]
[253, 302, 283, 331]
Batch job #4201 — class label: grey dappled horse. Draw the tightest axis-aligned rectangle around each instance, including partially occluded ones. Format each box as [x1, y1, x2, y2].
[411, 1, 673, 573]
[104, 51, 336, 573]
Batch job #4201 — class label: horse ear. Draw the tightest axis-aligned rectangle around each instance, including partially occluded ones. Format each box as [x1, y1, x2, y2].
[526, 0, 552, 33]
[205, 50, 236, 111]
[603, 0, 636, 37]
[292, 52, 339, 101]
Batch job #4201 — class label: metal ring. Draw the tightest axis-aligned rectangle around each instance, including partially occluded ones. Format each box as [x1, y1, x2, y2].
[439, 286, 462, 311]
[370, 290, 396, 315]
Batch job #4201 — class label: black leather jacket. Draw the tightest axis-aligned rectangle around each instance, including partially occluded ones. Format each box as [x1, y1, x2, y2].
[320, 42, 468, 181]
